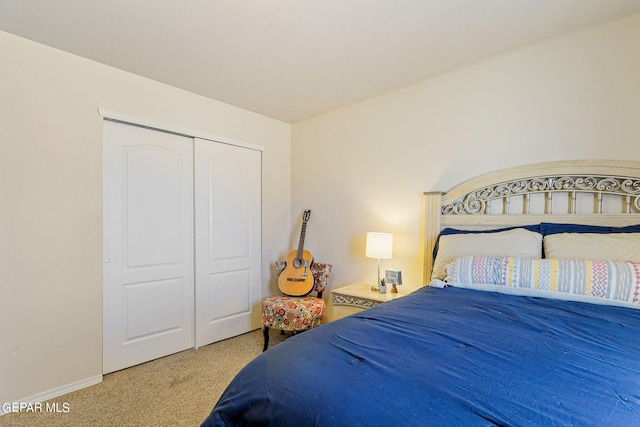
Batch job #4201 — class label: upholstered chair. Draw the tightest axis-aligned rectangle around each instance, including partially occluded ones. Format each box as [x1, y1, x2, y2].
[262, 261, 332, 351]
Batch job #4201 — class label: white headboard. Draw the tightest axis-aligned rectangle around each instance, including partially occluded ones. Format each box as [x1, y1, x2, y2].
[423, 160, 640, 285]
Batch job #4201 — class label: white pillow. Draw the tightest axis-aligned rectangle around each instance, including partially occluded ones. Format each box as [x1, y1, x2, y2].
[431, 228, 542, 280]
[544, 232, 640, 261]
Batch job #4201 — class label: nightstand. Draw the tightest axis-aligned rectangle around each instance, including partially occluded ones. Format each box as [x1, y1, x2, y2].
[329, 283, 407, 321]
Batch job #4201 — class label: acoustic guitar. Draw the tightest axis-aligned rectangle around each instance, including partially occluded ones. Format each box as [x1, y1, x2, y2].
[278, 210, 314, 296]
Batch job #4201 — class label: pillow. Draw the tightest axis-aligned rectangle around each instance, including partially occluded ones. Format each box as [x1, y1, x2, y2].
[439, 224, 541, 236]
[544, 233, 640, 262]
[434, 225, 540, 260]
[446, 255, 640, 309]
[431, 228, 542, 280]
[540, 222, 640, 235]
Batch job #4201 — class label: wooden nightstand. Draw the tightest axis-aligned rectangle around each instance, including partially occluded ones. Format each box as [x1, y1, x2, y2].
[329, 283, 407, 321]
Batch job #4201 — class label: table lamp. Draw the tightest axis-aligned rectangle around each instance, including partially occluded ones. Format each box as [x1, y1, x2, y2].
[366, 232, 393, 291]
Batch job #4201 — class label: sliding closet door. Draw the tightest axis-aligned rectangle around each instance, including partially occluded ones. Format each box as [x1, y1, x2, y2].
[103, 121, 195, 374]
[194, 138, 262, 347]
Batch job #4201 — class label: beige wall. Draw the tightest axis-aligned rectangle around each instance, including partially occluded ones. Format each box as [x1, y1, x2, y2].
[292, 14, 640, 292]
[0, 31, 291, 404]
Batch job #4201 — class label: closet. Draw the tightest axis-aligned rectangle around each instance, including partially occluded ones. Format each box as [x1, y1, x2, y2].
[102, 118, 261, 374]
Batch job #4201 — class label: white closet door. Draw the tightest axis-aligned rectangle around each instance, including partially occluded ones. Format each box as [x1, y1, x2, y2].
[103, 121, 195, 374]
[194, 138, 262, 347]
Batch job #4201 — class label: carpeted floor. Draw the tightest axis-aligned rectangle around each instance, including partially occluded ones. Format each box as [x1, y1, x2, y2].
[1, 329, 286, 427]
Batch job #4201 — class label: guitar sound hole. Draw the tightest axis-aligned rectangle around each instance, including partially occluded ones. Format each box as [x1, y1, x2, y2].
[293, 258, 304, 268]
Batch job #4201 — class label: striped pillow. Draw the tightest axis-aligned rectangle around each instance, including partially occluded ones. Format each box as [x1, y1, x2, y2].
[446, 256, 640, 306]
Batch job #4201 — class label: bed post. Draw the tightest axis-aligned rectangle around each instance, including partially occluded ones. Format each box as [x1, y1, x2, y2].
[423, 191, 444, 286]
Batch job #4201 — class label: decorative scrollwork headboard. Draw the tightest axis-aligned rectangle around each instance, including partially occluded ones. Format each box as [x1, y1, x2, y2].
[422, 160, 640, 285]
[443, 175, 640, 215]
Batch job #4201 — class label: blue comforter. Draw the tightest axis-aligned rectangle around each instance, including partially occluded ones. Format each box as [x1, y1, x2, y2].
[202, 287, 640, 426]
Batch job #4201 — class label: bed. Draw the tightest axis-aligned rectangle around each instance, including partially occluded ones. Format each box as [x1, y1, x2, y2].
[202, 160, 640, 426]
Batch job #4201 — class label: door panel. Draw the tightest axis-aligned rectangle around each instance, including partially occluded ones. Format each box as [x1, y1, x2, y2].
[208, 270, 251, 319]
[124, 278, 184, 341]
[195, 139, 261, 347]
[103, 121, 194, 374]
[209, 159, 251, 259]
[124, 146, 184, 268]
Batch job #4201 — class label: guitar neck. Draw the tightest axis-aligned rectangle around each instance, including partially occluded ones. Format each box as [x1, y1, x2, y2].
[295, 221, 308, 260]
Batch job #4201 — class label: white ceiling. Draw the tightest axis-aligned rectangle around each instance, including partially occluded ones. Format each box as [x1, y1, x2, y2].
[2, 1, 640, 123]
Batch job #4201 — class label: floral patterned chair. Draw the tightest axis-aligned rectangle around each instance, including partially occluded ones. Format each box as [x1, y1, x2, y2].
[262, 261, 332, 351]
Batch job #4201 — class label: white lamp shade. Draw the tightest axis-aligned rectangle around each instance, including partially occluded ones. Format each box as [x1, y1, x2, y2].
[366, 232, 393, 259]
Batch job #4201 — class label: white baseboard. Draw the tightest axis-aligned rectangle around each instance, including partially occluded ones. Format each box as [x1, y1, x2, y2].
[1, 375, 103, 416]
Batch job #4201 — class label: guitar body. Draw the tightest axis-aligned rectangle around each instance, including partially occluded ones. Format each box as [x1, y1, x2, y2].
[278, 249, 314, 296]
[278, 210, 314, 296]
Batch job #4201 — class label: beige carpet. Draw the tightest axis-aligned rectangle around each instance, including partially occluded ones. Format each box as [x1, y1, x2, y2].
[1, 329, 286, 427]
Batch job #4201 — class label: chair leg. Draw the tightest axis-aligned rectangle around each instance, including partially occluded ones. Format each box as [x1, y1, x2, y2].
[263, 327, 270, 352]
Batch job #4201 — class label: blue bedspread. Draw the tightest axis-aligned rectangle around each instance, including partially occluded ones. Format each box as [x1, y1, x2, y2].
[202, 287, 640, 426]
